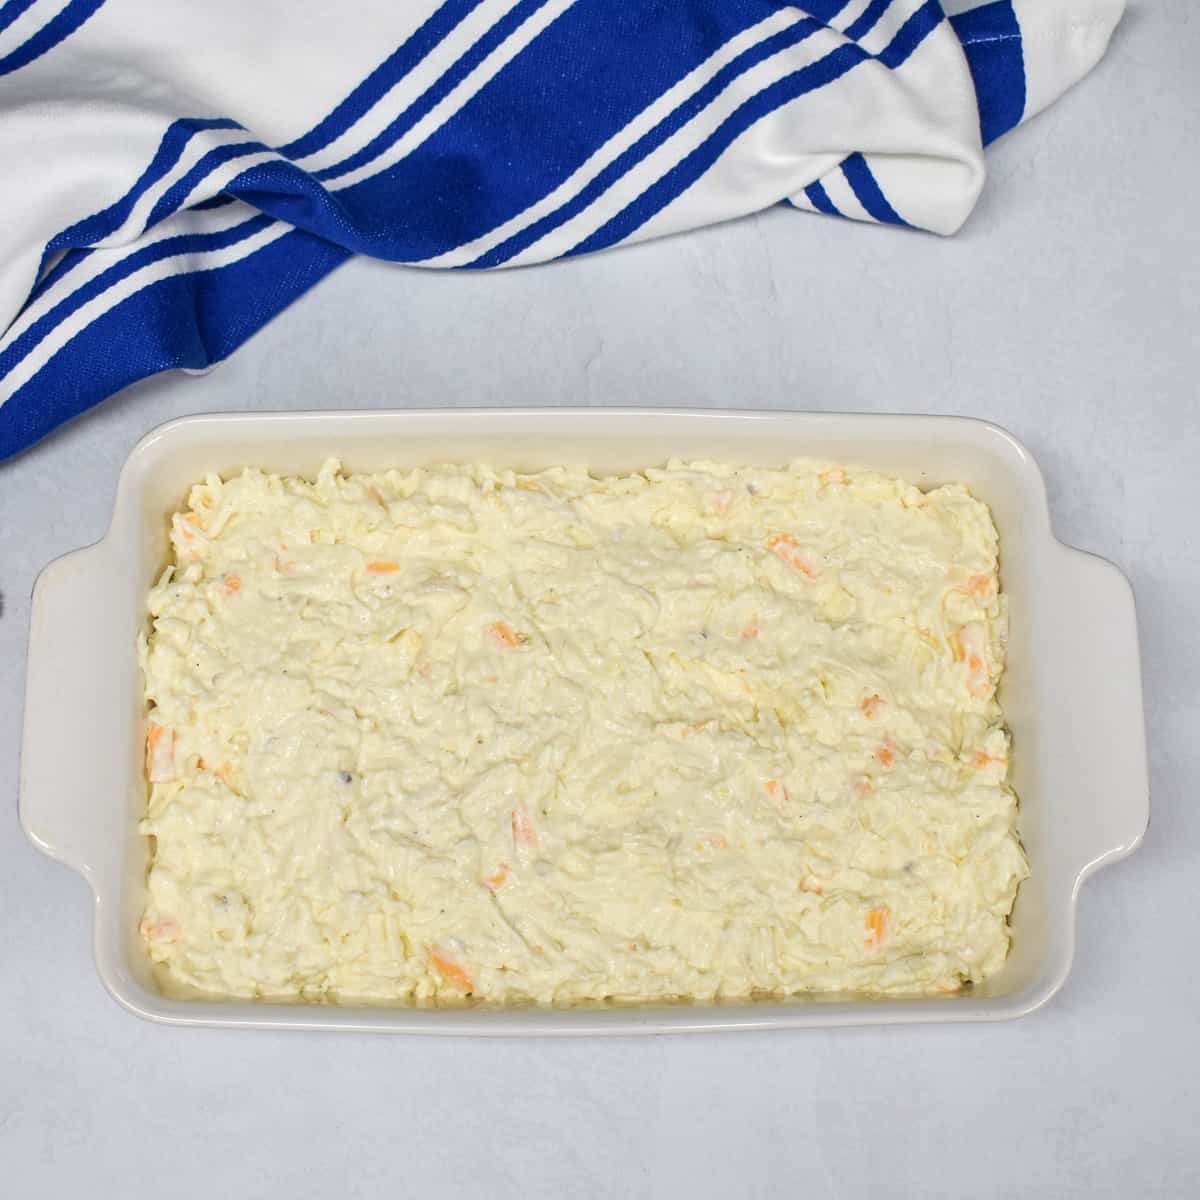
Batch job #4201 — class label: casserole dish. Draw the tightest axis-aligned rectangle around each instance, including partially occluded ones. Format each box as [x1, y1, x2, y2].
[20, 409, 1149, 1033]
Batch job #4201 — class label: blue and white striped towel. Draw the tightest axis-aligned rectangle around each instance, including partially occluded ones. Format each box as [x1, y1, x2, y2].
[0, 0, 1124, 460]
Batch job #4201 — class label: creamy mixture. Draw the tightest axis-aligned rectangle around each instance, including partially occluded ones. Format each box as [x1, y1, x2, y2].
[139, 459, 1027, 1005]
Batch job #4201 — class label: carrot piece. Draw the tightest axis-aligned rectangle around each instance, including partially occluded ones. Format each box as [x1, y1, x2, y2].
[139, 916, 181, 944]
[765, 778, 790, 804]
[146, 722, 174, 782]
[819, 467, 847, 485]
[971, 750, 1008, 770]
[171, 515, 206, 560]
[222, 573, 241, 595]
[487, 621, 528, 649]
[366, 560, 400, 574]
[861, 693, 885, 719]
[511, 800, 538, 849]
[865, 906, 890, 947]
[429, 948, 474, 991]
[767, 534, 820, 578]
[485, 863, 509, 891]
[960, 622, 992, 697]
[875, 740, 896, 769]
[800, 878, 824, 895]
[740, 622, 761, 641]
[966, 573, 992, 598]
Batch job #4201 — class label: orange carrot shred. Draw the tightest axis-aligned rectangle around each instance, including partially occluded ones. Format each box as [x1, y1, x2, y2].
[865, 906, 889, 947]
[971, 750, 1007, 769]
[145, 722, 174, 780]
[767, 534, 820, 578]
[487, 621, 527, 649]
[367, 560, 400, 574]
[429, 949, 474, 991]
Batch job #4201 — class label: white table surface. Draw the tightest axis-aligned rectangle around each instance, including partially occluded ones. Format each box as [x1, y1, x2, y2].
[2, 6, 1198, 1196]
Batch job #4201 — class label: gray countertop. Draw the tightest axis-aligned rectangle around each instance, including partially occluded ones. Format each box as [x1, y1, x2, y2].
[2, 5, 1197, 1196]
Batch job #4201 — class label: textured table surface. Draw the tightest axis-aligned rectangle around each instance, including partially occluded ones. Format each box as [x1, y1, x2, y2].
[2, 5, 1197, 1196]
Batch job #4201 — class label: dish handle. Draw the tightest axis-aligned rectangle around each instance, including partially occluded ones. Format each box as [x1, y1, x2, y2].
[20, 543, 132, 887]
[1051, 544, 1150, 883]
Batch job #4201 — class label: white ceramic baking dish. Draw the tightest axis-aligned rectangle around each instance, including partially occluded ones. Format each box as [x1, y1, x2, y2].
[20, 409, 1148, 1033]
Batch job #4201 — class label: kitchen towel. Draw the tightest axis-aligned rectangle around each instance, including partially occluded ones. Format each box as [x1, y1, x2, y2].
[0, 0, 1125, 460]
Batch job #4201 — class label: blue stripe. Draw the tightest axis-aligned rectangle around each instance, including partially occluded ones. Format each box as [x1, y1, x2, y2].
[876, 0, 941, 69]
[470, 17, 821, 269]
[0, 0, 40, 37]
[279, 0, 488, 160]
[950, 0, 1025, 145]
[0, 216, 273, 382]
[841, 151, 907, 225]
[844, 0, 892, 42]
[804, 179, 840, 215]
[0, 0, 106, 76]
[567, 5, 941, 258]
[314, 0, 554, 182]
[0, 230, 349, 461]
[144, 141, 270, 229]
